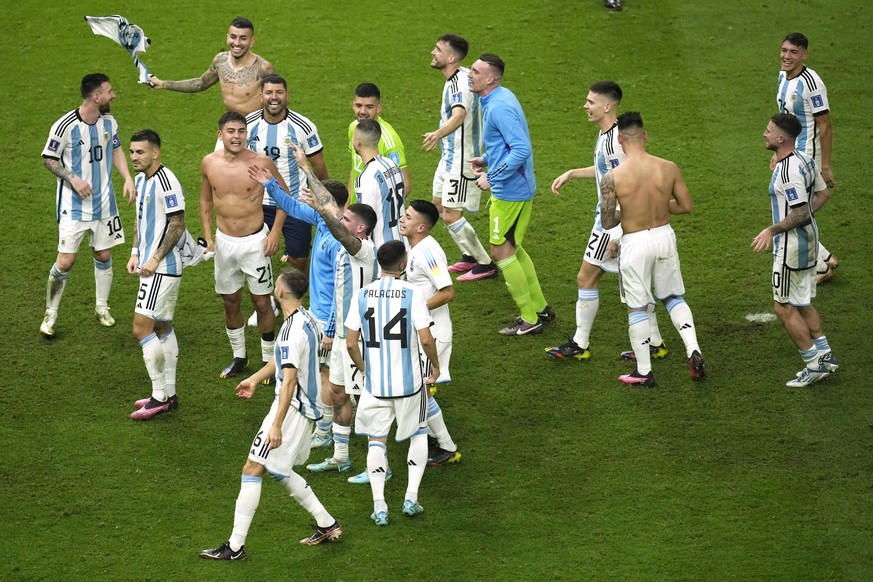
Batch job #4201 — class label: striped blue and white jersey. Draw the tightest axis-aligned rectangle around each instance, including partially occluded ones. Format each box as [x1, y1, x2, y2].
[769, 150, 821, 271]
[43, 109, 121, 222]
[405, 235, 452, 341]
[246, 108, 323, 207]
[334, 238, 378, 339]
[355, 155, 405, 248]
[135, 165, 185, 276]
[438, 67, 481, 177]
[345, 277, 433, 398]
[777, 66, 829, 165]
[275, 306, 322, 421]
[592, 122, 625, 231]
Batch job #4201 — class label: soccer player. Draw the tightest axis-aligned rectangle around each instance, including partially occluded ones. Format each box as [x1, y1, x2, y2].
[40, 73, 135, 338]
[280, 144, 380, 483]
[776, 32, 838, 284]
[345, 240, 440, 526]
[246, 166, 349, 449]
[547, 81, 666, 361]
[422, 34, 496, 281]
[201, 112, 286, 379]
[398, 200, 462, 466]
[468, 54, 553, 335]
[752, 113, 837, 387]
[200, 268, 342, 561]
[246, 74, 329, 269]
[354, 118, 406, 248]
[348, 83, 410, 201]
[126, 130, 186, 420]
[600, 112, 706, 387]
[149, 17, 274, 116]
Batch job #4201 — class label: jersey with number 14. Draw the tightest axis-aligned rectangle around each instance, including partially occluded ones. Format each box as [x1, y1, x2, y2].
[345, 277, 432, 398]
[43, 109, 121, 223]
[438, 67, 481, 177]
[275, 306, 322, 420]
[592, 123, 625, 230]
[246, 109, 323, 208]
[769, 150, 819, 271]
[135, 165, 185, 276]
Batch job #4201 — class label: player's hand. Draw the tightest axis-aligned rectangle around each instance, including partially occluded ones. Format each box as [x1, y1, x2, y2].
[469, 157, 485, 174]
[264, 230, 280, 257]
[235, 378, 257, 399]
[475, 174, 491, 191]
[821, 166, 836, 188]
[148, 74, 163, 89]
[751, 228, 774, 252]
[607, 241, 619, 259]
[769, 152, 777, 172]
[551, 173, 570, 196]
[298, 186, 320, 210]
[265, 425, 283, 449]
[247, 164, 273, 185]
[71, 176, 93, 198]
[204, 239, 215, 253]
[421, 131, 440, 152]
[288, 143, 308, 169]
[321, 335, 334, 353]
[123, 178, 136, 205]
[425, 370, 440, 385]
[126, 254, 139, 275]
[140, 256, 159, 277]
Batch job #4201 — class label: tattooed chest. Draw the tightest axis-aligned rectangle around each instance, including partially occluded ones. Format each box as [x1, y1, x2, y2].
[217, 57, 260, 87]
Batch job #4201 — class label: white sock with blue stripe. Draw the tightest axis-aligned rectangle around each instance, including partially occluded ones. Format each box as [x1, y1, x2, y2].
[426, 397, 456, 452]
[367, 441, 388, 514]
[230, 475, 262, 551]
[94, 258, 113, 310]
[573, 288, 599, 348]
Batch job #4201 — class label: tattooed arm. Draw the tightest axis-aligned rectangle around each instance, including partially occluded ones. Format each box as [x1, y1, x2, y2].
[600, 171, 620, 230]
[751, 203, 812, 252]
[149, 54, 220, 92]
[140, 212, 186, 277]
[43, 157, 92, 197]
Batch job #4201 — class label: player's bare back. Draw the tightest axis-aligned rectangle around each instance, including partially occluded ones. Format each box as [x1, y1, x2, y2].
[613, 155, 682, 233]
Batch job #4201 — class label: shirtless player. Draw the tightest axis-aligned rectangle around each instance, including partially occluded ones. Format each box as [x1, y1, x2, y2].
[149, 17, 274, 116]
[201, 112, 288, 379]
[600, 112, 706, 387]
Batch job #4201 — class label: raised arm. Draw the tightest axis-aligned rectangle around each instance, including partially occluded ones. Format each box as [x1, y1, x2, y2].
[149, 54, 221, 93]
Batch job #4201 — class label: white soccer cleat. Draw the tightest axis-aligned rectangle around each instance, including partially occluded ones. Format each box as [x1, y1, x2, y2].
[96, 307, 116, 327]
[247, 311, 258, 327]
[40, 312, 57, 337]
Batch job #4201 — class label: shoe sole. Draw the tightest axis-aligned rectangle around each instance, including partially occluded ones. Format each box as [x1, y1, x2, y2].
[457, 270, 498, 282]
[618, 375, 656, 387]
[130, 405, 172, 420]
[40, 326, 55, 338]
[428, 452, 461, 466]
[300, 529, 343, 545]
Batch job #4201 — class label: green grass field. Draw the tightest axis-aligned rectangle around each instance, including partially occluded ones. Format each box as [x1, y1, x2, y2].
[3, 1, 872, 580]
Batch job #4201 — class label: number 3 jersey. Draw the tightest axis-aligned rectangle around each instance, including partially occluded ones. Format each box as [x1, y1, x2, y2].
[135, 165, 185, 276]
[43, 108, 121, 223]
[345, 277, 433, 398]
[245, 108, 323, 208]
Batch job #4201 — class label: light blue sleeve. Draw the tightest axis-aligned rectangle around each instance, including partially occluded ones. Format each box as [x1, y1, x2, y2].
[265, 178, 319, 225]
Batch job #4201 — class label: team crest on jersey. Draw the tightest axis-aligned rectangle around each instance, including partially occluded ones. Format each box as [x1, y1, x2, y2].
[785, 187, 798, 201]
[308, 136, 319, 148]
[790, 94, 797, 102]
[166, 194, 178, 208]
[104, 131, 110, 142]
[812, 95, 824, 108]
[48, 139, 60, 152]
[283, 136, 293, 146]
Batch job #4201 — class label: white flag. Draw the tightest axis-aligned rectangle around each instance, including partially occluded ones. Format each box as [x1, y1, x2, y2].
[84, 15, 152, 84]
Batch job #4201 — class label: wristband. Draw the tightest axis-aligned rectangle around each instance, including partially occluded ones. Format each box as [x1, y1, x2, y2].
[131, 248, 139, 256]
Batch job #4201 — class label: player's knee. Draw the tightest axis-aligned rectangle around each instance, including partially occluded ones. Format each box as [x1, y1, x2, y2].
[251, 294, 272, 312]
[242, 459, 265, 477]
[55, 254, 76, 272]
[442, 207, 462, 224]
[93, 249, 111, 263]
